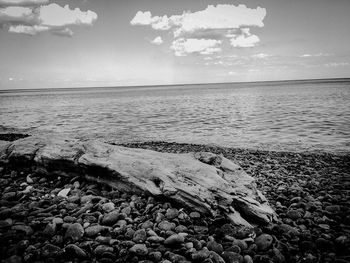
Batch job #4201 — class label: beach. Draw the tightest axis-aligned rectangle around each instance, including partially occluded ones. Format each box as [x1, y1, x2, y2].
[0, 134, 349, 263]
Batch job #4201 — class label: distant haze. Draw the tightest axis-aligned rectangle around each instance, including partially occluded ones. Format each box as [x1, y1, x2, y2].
[0, 0, 349, 89]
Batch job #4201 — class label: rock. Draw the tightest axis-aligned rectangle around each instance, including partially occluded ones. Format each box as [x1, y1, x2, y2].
[94, 245, 113, 255]
[164, 234, 185, 246]
[255, 234, 273, 251]
[209, 251, 226, 263]
[65, 223, 84, 241]
[12, 225, 33, 235]
[102, 202, 115, 212]
[165, 208, 179, 219]
[243, 255, 253, 263]
[158, 220, 176, 231]
[286, 210, 302, 220]
[58, 188, 70, 198]
[26, 175, 33, 184]
[43, 223, 56, 236]
[207, 240, 224, 254]
[41, 244, 62, 258]
[149, 251, 162, 262]
[129, 244, 148, 256]
[133, 229, 147, 243]
[1, 135, 276, 226]
[65, 244, 87, 258]
[101, 211, 120, 226]
[315, 238, 333, 250]
[192, 248, 210, 261]
[85, 225, 107, 237]
[4, 255, 22, 263]
[141, 220, 153, 229]
[221, 251, 243, 263]
[190, 212, 201, 219]
[147, 236, 165, 243]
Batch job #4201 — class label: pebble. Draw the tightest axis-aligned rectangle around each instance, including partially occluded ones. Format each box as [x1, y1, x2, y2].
[101, 211, 120, 226]
[133, 228, 147, 243]
[165, 208, 179, 219]
[164, 234, 185, 246]
[255, 234, 273, 251]
[57, 188, 70, 198]
[158, 220, 176, 231]
[129, 244, 148, 256]
[65, 223, 84, 241]
[85, 224, 106, 237]
[65, 244, 87, 258]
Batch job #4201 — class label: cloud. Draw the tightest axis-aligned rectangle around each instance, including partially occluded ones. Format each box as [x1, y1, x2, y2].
[151, 36, 163, 45]
[325, 62, 349, 67]
[0, 2, 97, 36]
[131, 4, 266, 56]
[300, 53, 331, 58]
[171, 38, 221, 56]
[251, 53, 269, 58]
[0, 0, 48, 6]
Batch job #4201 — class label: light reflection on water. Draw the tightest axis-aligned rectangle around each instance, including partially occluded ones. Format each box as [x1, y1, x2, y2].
[0, 80, 349, 154]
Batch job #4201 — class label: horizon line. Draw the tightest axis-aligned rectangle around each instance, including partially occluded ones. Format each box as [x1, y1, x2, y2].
[1, 77, 349, 92]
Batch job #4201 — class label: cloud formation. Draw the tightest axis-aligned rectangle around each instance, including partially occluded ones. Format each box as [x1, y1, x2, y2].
[151, 36, 163, 45]
[171, 38, 221, 56]
[0, 0, 48, 6]
[131, 4, 266, 56]
[0, 2, 97, 36]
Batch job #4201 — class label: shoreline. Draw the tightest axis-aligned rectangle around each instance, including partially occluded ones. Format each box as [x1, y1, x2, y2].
[0, 134, 349, 262]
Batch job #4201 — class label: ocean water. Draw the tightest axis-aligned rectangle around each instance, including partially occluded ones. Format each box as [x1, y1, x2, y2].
[0, 79, 349, 154]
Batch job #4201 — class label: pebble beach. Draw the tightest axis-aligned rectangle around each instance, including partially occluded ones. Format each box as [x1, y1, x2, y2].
[0, 135, 349, 263]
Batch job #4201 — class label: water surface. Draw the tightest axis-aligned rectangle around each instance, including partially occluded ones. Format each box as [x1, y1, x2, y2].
[1, 79, 349, 154]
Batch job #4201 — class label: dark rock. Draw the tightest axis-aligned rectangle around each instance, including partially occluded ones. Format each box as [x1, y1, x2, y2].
[94, 245, 114, 256]
[129, 244, 148, 256]
[65, 223, 84, 241]
[164, 234, 185, 246]
[41, 244, 62, 258]
[209, 251, 226, 263]
[255, 234, 273, 251]
[85, 224, 107, 237]
[133, 229, 147, 243]
[65, 244, 87, 258]
[192, 248, 210, 261]
[149, 251, 162, 262]
[207, 240, 224, 254]
[165, 208, 179, 219]
[158, 220, 175, 231]
[222, 251, 243, 263]
[101, 211, 120, 226]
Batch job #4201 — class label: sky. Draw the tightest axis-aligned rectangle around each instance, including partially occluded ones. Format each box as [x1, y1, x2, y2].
[0, 0, 349, 89]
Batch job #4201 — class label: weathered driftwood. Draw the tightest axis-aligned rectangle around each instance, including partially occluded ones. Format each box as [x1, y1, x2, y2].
[0, 135, 276, 227]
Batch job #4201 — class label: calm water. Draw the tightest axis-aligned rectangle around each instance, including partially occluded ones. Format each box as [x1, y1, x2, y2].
[1, 79, 350, 154]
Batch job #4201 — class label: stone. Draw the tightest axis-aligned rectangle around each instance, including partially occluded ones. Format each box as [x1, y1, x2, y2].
[192, 248, 210, 261]
[12, 225, 33, 235]
[165, 208, 179, 219]
[149, 251, 162, 262]
[26, 175, 34, 184]
[207, 240, 224, 254]
[129, 244, 148, 256]
[147, 236, 165, 243]
[141, 220, 153, 229]
[221, 251, 243, 263]
[85, 225, 106, 237]
[164, 234, 185, 246]
[58, 188, 70, 198]
[243, 255, 253, 263]
[190, 212, 201, 219]
[101, 211, 120, 226]
[65, 244, 87, 258]
[41, 244, 62, 258]
[209, 251, 226, 263]
[94, 245, 113, 255]
[255, 234, 273, 251]
[102, 202, 115, 212]
[158, 220, 176, 231]
[286, 210, 302, 220]
[43, 223, 56, 236]
[0, 135, 276, 226]
[65, 223, 84, 241]
[133, 229, 147, 243]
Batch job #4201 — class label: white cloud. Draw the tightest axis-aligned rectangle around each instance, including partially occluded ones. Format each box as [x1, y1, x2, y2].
[300, 53, 332, 58]
[151, 36, 163, 45]
[325, 62, 349, 67]
[0, 3, 97, 36]
[0, 0, 48, 6]
[251, 53, 269, 59]
[131, 4, 266, 56]
[171, 38, 221, 56]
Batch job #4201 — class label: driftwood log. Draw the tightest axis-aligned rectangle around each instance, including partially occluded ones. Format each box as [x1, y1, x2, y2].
[0, 135, 276, 227]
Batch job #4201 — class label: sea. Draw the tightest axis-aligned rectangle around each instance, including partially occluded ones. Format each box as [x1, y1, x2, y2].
[0, 79, 349, 154]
